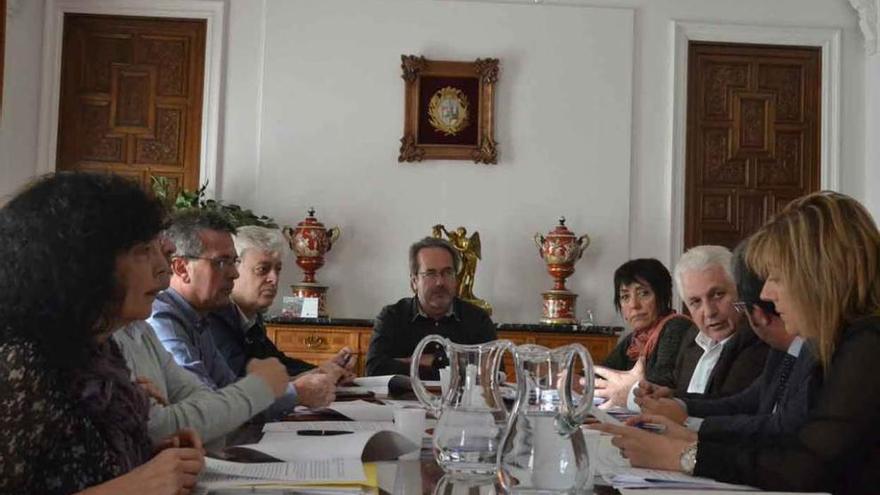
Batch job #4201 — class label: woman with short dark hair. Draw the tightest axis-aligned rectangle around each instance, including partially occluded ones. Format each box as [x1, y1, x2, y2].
[594, 258, 691, 407]
[0, 172, 204, 494]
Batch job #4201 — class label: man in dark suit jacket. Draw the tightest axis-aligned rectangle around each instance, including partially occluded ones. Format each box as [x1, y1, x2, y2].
[209, 304, 316, 377]
[637, 243, 819, 441]
[638, 245, 769, 402]
[672, 321, 768, 399]
[208, 226, 354, 382]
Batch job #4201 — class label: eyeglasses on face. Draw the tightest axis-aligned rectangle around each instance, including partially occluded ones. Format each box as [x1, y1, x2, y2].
[732, 301, 750, 314]
[417, 268, 456, 281]
[181, 255, 240, 270]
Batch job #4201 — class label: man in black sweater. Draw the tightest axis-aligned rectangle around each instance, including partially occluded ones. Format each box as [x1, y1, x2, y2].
[365, 237, 497, 379]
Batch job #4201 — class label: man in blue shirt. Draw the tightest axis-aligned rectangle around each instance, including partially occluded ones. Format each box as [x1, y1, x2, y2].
[149, 210, 336, 416]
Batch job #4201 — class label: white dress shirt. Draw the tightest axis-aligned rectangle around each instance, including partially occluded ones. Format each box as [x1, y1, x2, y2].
[687, 331, 734, 394]
[625, 330, 736, 411]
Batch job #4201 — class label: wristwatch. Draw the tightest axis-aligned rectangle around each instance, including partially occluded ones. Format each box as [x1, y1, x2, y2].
[680, 442, 698, 475]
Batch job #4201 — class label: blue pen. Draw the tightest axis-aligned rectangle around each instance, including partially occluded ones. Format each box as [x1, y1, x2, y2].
[636, 422, 667, 433]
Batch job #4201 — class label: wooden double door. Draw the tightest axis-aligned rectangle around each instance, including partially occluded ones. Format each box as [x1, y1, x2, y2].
[684, 42, 821, 250]
[56, 14, 206, 195]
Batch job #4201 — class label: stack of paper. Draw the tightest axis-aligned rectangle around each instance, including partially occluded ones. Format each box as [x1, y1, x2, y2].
[606, 467, 754, 491]
[227, 429, 416, 463]
[196, 457, 376, 493]
[198, 425, 415, 493]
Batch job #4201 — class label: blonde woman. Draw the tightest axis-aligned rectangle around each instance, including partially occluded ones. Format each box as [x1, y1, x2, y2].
[593, 191, 880, 493]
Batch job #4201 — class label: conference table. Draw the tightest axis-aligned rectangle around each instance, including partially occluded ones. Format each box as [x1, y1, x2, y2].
[222, 396, 618, 495]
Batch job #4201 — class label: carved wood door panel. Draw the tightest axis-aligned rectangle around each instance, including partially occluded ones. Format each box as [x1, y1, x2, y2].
[57, 14, 205, 194]
[684, 42, 820, 250]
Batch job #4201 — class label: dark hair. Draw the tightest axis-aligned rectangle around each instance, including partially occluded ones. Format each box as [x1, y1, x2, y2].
[732, 240, 777, 316]
[165, 208, 237, 257]
[612, 258, 674, 316]
[409, 237, 460, 276]
[0, 172, 167, 371]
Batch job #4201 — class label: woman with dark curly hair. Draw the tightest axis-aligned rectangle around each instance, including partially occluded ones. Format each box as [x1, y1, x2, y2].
[0, 173, 204, 494]
[592, 259, 692, 408]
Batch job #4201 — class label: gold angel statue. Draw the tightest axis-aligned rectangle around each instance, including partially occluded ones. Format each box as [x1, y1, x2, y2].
[432, 224, 492, 315]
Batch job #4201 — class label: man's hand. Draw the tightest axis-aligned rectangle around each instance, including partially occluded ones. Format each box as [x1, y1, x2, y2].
[636, 396, 688, 424]
[331, 347, 354, 368]
[318, 347, 356, 385]
[292, 372, 336, 408]
[135, 376, 168, 406]
[634, 379, 674, 400]
[593, 358, 645, 409]
[246, 357, 290, 398]
[335, 347, 357, 384]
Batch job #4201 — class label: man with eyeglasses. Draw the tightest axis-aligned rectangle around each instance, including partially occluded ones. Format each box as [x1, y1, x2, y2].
[207, 226, 354, 391]
[148, 210, 319, 419]
[115, 230, 291, 447]
[365, 237, 497, 379]
[635, 242, 818, 441]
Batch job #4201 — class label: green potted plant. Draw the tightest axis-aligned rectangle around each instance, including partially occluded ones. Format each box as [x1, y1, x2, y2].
[151, 176, 278, 228]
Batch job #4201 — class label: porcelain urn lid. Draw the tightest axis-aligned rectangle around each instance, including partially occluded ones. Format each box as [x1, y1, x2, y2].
[296, 207, 325, 230]
[535, 217, 590, 265]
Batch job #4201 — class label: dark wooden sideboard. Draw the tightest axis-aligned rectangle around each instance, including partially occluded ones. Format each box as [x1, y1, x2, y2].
[265, 318, 621, 377]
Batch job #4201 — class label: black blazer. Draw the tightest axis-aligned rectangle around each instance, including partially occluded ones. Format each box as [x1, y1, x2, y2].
[684, 344, 819, 441]
[208, 304, 316, 378]
[673, 321, 769, 398]
[695, 316, 880, 494]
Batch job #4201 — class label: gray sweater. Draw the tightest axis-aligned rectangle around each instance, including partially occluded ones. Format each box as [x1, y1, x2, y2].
[113, 321, 275, 447]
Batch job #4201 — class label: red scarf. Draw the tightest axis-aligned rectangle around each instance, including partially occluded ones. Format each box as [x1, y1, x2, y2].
[626, 311, 690, 361]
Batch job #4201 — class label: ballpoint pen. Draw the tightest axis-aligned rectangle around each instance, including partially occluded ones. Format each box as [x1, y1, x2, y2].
[296, 430, 354, 436]
[635, 422, 667, 433]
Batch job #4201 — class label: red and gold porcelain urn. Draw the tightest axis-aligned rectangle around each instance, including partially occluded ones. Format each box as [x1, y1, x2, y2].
[282, 208, 341, 317]
[534, 217, 591, 324]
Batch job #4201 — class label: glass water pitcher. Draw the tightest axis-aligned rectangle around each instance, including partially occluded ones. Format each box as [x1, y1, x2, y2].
[411, 335, 514, 479]
[498, 343, 595, 494]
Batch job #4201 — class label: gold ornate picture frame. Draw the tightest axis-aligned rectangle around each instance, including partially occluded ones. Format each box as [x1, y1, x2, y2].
[398, 55, 499, 164]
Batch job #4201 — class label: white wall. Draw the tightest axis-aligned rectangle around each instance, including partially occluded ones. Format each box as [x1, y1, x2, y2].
[250, 0, 634, 323]
[864, 54, 880, 220]
[0, 0, 867, 324]
[0, 0, 45, 203]
[219, 0, 863, 323]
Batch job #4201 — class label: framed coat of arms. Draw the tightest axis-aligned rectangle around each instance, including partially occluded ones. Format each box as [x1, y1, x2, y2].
[398, 55, 499, 164]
